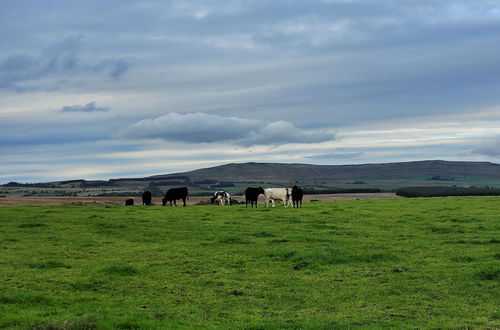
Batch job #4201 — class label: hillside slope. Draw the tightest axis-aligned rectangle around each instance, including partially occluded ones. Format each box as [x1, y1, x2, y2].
[150, 160, 500, 185]
[2, 160, 499, 196]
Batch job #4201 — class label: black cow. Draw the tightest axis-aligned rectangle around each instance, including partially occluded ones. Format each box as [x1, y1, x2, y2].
[245, 187, 265, 208]
[125, 198, 134, 206]
[162, 187, 188, 207]
[291, 185, 303, 208]
[142, 191, 152, 206]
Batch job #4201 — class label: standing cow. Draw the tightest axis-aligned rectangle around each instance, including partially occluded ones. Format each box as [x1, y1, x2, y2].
[291, 185, 303, 208]
[142, 191, 152, 206]
[162, 187, 188, 207]
[264, 187, 292, 208]
[245, 187, 265, 208]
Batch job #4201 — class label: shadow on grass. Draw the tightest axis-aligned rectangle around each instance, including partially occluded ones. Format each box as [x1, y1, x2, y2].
[0, 293, 51, 305]
[28, 261, 71, 269]
[18, 223, 47, 228]
[477, 268, 500, 281]
[26, 318, 97, 330]
[101, 264, 139, 276]
[271, 248, 398, 270]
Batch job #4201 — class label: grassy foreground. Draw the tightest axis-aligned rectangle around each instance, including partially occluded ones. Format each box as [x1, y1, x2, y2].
[0, 197, 499, 329]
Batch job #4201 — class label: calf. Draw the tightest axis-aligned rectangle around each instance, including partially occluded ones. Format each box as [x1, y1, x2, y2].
[264, 187, 292, 208]
[291, 185, 303, 208]
[214, 195, 225, 206]
[142, 191, 152, 206]
[210, 190, 231, 206]
[125, 198, 134, 206]
[162, 187, 188, 207]
[245, 187, 265, 208]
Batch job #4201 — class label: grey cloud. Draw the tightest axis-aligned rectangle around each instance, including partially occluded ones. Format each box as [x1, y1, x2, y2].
[0, 36, 129, 91]
[471, 137, 500, 157]
[59, 102, 110, 113]
[307, 151, 364, 160]
[242, 121, 335, 146]
[123, 112, 335, 146]
[2, 0, 500, 182]
[109, 59, 129, 78]
[125, 112, 260, 143]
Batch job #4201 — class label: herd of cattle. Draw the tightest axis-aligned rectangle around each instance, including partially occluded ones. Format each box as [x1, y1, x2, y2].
[125, 186, 304, 208]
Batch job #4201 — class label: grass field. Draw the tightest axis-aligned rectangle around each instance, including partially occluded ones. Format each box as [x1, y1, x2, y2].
[0, 197, 499, 329]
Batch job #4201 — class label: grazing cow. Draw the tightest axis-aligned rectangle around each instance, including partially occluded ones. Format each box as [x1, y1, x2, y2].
[125, 198, 134, 206]
[210, 190, 231, 206]
[162, 187, 188, 207]
[214, 195, 225, 206]
[291, 185, 304, 208]
[264, 187, 292, 208]
[142, 191, 152, 206]
[245, 187, 265, 208]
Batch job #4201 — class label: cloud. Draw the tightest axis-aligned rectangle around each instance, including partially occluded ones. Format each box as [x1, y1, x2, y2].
[123, 112, 335, 146]
[243, 120, 335, 146]
[0, 36, 129, 91]
[307, 151, 364, 160]
[471, 137, 500, 157]
[2, 1, 500, 183]
[108, 58, 129, 78]
[59, 101, 110, 113]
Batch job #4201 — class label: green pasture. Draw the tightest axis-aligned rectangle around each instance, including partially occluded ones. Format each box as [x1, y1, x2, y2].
[0, 197, 499, 329]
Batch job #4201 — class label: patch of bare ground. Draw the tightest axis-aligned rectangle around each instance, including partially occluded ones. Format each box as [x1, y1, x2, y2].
[0, 193, 401, 206]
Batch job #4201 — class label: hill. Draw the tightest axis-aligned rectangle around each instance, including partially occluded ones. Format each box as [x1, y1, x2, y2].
[152, 160, 500, 184]
[2, 160, 499, 197]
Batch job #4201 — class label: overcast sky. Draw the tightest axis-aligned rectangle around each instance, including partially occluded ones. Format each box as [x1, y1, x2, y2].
[1, 0, 500, 183]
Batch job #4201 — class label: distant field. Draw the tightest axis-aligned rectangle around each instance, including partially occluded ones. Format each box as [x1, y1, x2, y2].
[0, 193, 400, 206]
[0, 197, 499, 328]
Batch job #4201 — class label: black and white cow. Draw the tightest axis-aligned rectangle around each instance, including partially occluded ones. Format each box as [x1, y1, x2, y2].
[291, 185, 304, 208]
[245, 187, 265, 208]
[162, 187, 188, 207]
[210, 190, 231, 206]
[142, 191, 152, 206]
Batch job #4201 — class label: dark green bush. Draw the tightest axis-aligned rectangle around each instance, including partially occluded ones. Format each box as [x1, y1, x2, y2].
[396, 186, 500, 197]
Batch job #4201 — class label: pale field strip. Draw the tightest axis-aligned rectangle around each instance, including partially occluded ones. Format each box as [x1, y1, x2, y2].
[0, 193, 401, 206]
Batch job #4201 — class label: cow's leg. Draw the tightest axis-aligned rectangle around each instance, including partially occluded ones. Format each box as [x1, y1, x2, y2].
[182, 198, 186, 207]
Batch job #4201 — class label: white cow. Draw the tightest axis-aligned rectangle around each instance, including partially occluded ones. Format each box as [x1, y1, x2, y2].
[264, 187, 292, 208]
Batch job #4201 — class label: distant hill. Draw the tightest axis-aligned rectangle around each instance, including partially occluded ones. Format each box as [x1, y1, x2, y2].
[149, 160, 500, 186]
[2, 160, 500, 196]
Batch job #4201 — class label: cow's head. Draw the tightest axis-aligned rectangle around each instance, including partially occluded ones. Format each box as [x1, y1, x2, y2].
[161, 198, 167, 206]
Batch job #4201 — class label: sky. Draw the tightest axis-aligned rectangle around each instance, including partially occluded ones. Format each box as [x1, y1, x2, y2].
[1, 0, 500, 183]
